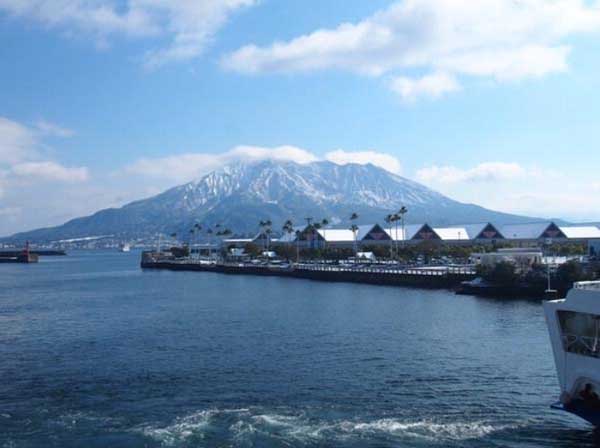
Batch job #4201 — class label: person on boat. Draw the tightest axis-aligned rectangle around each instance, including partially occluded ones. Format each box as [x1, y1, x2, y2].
[579, 383, 600, 409]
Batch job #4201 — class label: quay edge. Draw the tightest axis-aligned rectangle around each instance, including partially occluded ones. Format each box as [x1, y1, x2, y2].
[140, 252, 476, 289]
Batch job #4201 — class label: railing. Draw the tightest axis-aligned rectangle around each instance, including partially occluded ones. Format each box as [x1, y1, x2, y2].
[574, 281, 600, 291]
[293, 263, 475, 276]
[562, 333, 600, 358]
[142, 255, 476, 277]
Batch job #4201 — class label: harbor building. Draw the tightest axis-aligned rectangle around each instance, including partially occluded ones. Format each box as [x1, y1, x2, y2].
[224, 221, 600, 250]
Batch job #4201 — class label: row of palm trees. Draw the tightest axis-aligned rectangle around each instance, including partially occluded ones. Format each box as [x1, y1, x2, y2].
[384, 206, 408, 258]
[167, 205, 408, 258]
[170, 223, 233, 258]
[264, 207, 408, 256]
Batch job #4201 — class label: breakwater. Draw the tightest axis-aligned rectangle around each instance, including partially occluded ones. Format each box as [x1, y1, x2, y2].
[140, 254, 476, 289]
[0, 250, 66, 257]
[0, 253, 38, 263]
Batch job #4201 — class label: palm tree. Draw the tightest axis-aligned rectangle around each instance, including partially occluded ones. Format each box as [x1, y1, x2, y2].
[398, 206, 408, 252]
[265, 220, 273, 251]
[282, 220, 294, 249]
[350, 223, 359, 255]
[206, 228, 213, 258]
[321, 218, 329, 249]
[384, 214, 394, 259]
[193, 224, 202, 258]
[189, 228, 195, 258]
[349, 213, 359, 254]
[295, 230, 302, 262]
[391, 213, 400, 258]
[170, 232, 177, 245]
[258, 219, 273, 251]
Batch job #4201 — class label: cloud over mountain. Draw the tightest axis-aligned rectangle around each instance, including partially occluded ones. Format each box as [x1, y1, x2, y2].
[123, 145, 403, 182]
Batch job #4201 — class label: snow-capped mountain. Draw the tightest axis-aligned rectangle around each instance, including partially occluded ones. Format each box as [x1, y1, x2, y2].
[5, 160, 539, 242]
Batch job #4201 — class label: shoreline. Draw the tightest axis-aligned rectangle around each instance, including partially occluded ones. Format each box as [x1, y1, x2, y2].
[140, 256, 476, 290]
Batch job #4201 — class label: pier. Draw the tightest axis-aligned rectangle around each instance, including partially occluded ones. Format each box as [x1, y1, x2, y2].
[0, 243, 39, 264]
[140, 252, 476, 289]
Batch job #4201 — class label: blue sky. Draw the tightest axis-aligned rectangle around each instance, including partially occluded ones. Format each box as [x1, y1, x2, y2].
[1, 0, 600, 236]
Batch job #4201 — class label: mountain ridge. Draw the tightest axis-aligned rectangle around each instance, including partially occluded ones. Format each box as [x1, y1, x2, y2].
[3, 160, 547, 242]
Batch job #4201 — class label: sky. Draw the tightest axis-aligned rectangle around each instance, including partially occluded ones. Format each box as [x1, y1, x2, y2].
[1, 0, 600, 236]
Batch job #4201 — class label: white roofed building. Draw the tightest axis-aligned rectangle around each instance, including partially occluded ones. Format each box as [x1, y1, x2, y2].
[500, 222, 566, 241]
[558, 225, 600, 240]
[433, 227, 470, 242]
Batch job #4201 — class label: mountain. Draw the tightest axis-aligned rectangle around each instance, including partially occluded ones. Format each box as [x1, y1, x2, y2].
[4, 160, 544, 243]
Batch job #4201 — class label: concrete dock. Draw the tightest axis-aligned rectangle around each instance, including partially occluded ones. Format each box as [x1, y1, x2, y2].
[140, 253, 476, 289]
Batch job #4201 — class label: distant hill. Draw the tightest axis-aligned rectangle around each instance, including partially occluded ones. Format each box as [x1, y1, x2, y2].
[3, 160, 547, 243]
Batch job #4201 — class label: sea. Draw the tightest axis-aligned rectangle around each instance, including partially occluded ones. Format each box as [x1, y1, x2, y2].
[0, 250, 597, 447]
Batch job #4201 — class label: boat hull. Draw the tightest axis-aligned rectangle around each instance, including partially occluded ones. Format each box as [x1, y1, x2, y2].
[552, 402, 600, 426]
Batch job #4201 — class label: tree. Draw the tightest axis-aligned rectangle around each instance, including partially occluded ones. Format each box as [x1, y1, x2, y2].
[295, 230, 302, 262]
[321, 218, 329, 249]
[259, 219, 273, 251]
[282, 220, 294, 249]
[206, 228, 213, 257]
[480, 261, 518, 285]
[384, 214, 394, 259]
[350, 223, 359, 255]
[398, 206, 408, 250]
[556, 260, 586, 289]
[349, 213, 359, 255]
[244, 242, 261, 257]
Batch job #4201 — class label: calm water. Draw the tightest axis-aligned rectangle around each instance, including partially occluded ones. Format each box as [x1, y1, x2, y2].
[0, 251, 597, 447]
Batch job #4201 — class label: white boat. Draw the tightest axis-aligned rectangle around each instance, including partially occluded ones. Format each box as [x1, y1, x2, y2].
[119, 243, 131, 252]
[544, 281, 600, 425]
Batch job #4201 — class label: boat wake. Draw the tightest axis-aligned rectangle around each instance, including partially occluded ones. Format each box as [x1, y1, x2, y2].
[136, 407, 520, 446]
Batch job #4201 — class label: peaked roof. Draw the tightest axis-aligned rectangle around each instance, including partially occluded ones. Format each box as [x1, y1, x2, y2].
[360, 224, 392, 241]
[442, 223, 504, 240]
[499, 222, 565, 240]
[387, 224, 424, 241]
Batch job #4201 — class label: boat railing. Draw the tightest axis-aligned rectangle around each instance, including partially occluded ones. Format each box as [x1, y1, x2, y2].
[573, 281, 600, 291]
[562, 333, 600, 358]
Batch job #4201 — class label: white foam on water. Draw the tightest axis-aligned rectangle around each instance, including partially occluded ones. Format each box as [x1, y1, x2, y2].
[136, 407, 522, 446]
[138, 409, 216, 446]
[52, 411, 121, 430]
[138, 408, 249, 446]
[340, 418, 517, 441]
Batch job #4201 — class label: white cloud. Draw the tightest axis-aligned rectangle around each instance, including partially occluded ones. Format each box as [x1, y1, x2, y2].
[0, 117, 92, 235]
[325, 149, 402, 174]
[416, 162, 526, 184]
[0, 116, 89, 184]
[222, 0, 600, 98]
[0, 0, 256, 68]
[35, 120, 75, 138]
[12, 161, 89, 182]
[124, 145, 402, 182]
[389, 72, 460, 101]
[0, 116, 37, 164]
[413, 160, 600, 221]
[124, 145, 319, 182]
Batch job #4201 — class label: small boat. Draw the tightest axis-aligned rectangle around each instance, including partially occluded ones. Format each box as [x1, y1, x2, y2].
[119, 243, 131, 252]
[544, 281, 600, 425]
